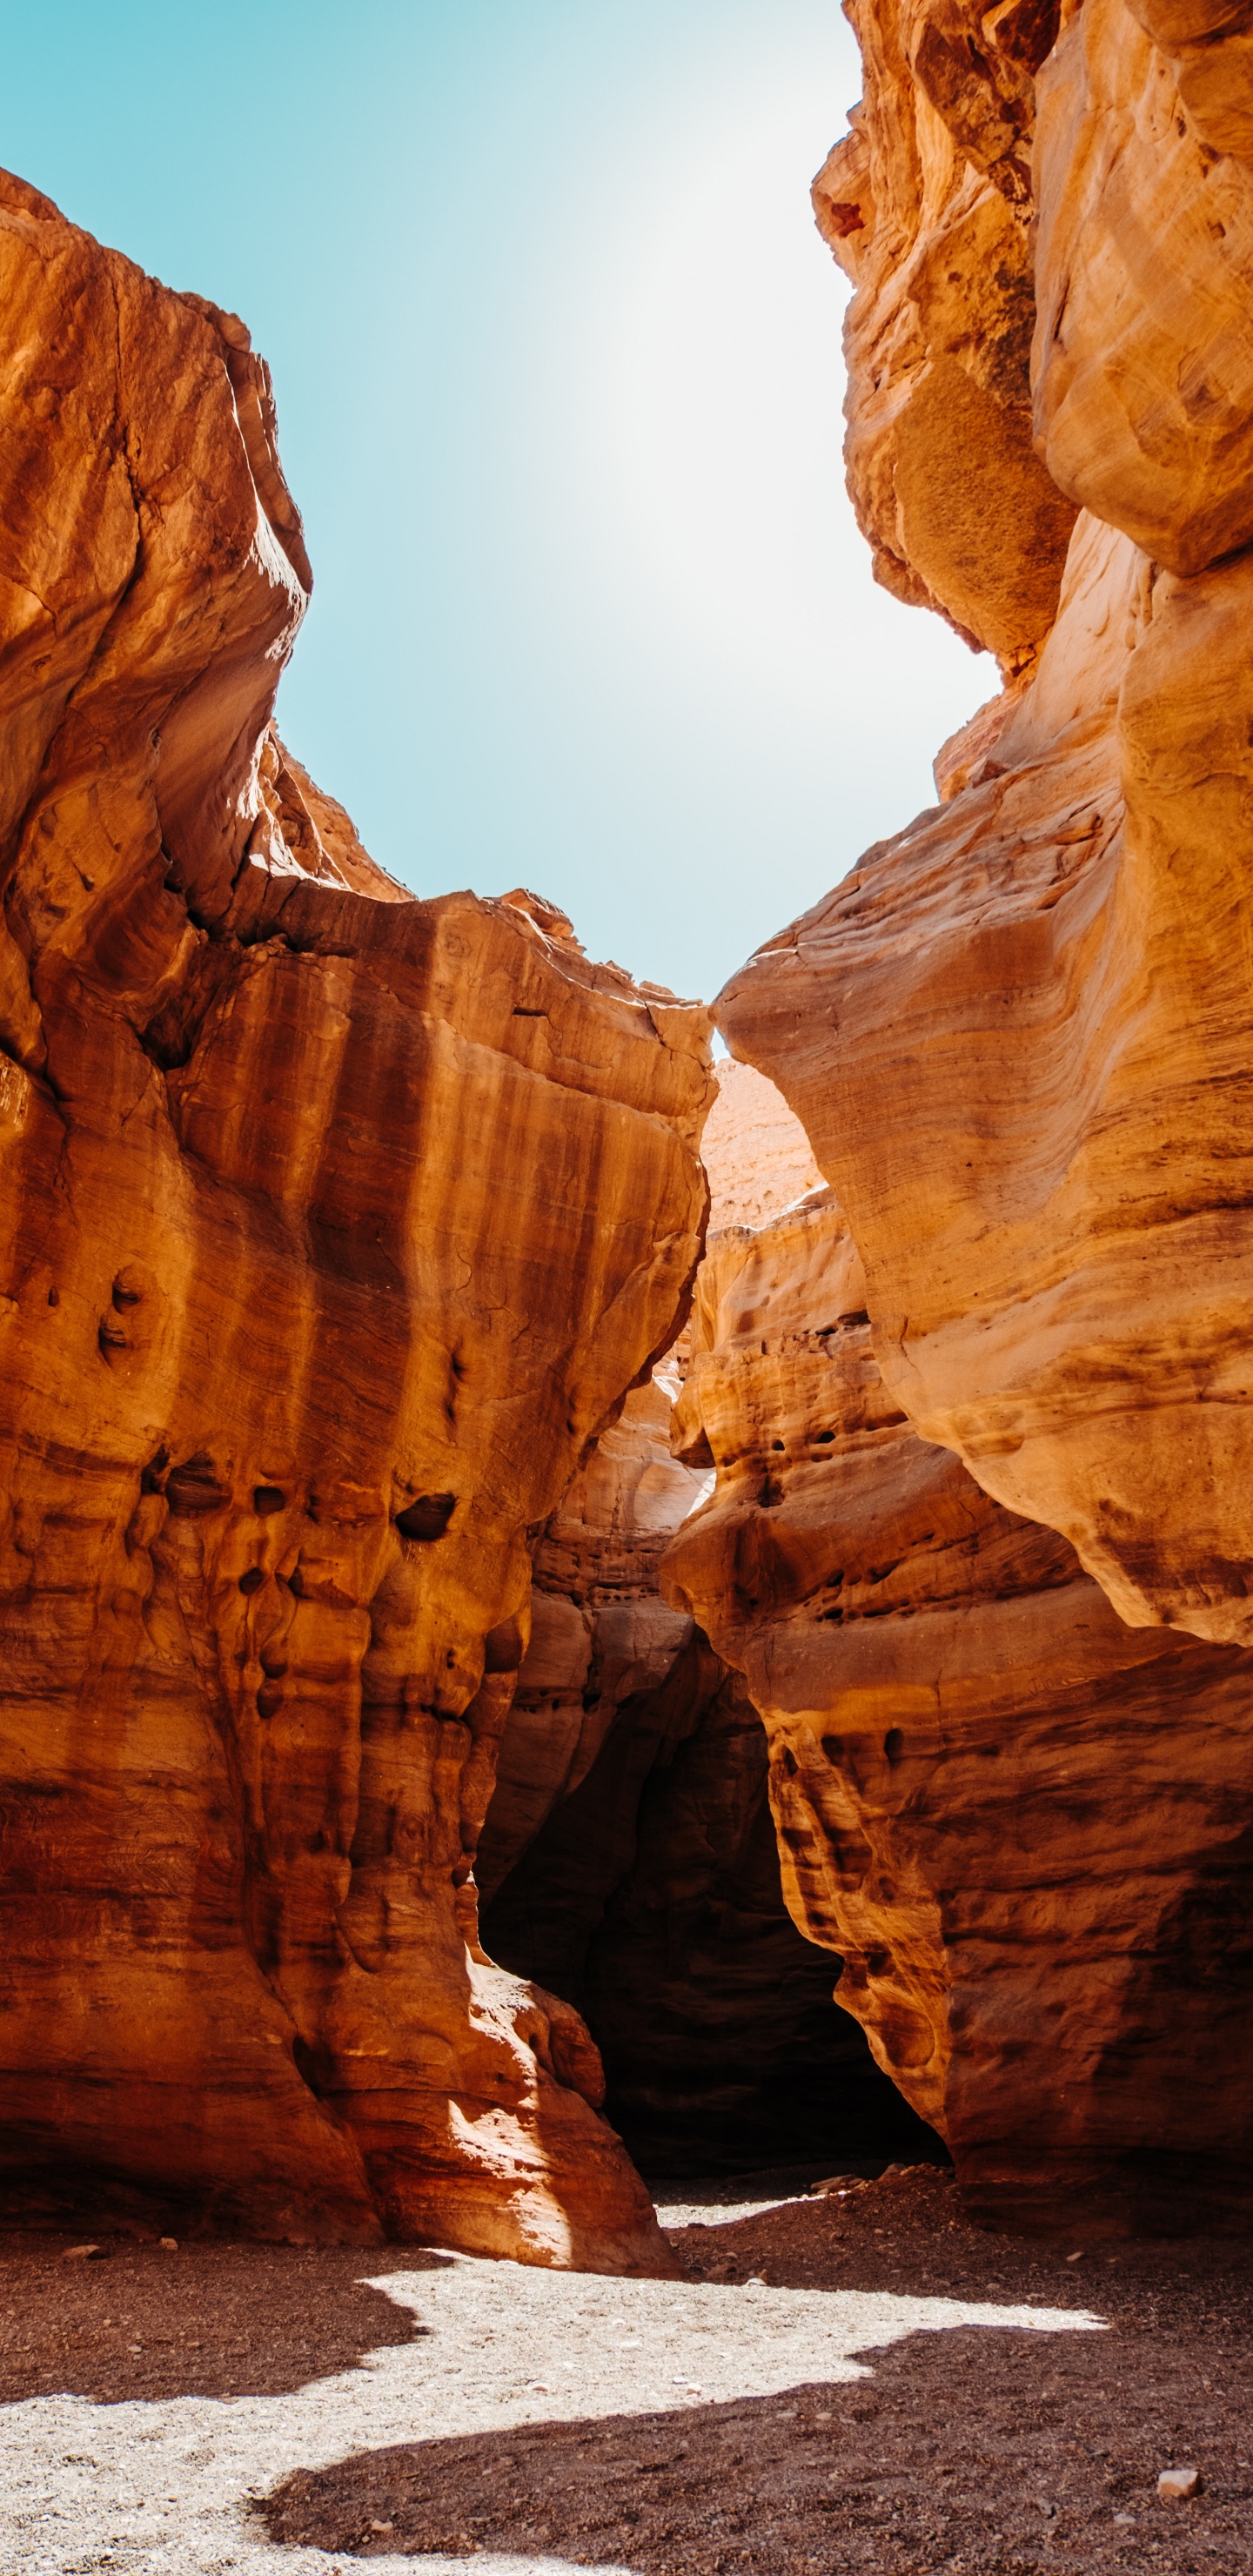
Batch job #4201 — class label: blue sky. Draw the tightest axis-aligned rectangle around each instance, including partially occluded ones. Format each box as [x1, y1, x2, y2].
[6, 2, 992, 1003]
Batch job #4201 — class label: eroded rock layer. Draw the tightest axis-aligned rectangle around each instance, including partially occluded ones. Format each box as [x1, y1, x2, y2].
[482, 1068, 937, 2177]
[813, 0, 1076, 666]
[0, 171, 713, 2270]
[703, 0, 1253, 2228]
[736, 0, 1253, 1649]
[662, 1193, 1253, 2230]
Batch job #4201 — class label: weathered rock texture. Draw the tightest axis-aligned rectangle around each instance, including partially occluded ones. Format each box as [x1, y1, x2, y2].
[486, 1638, 940, 2178]
[769, 0, 1253, 1653]
[812, 0, 1077, 667]
[0, 170, 714, 2270]
[482, 1069, 937, 2177]
[700, 0, 1253, 2226]
[475, 1361, 709, 1915]
[662, 1191, 1253, 2229]
[699, 1059, 823, 1233]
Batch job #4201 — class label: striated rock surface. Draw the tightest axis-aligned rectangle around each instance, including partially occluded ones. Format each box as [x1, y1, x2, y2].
[1033, 0, 1253, 576]
[0, 171, 714, 2269]
[734, 0, 1253, 1654]
[699, 0, 1253, 2228]
[662, 1191, 1253, 2230]
[483, 1069, 937, 2177]
[486, 1636, 938, 2179]
[722, 488, 1253, 1657]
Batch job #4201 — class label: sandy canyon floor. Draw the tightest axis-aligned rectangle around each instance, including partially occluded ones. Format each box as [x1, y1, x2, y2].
[1, 2167, 1248, 2575]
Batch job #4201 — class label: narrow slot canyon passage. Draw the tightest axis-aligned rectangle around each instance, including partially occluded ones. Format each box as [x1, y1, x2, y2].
[6, 0, 1253, 2546]
[477, 1062, 941, 2190]
[10, 1049, 1248, 2574]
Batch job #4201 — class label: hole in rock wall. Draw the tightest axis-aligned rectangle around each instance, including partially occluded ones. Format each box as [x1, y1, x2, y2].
[395, 1491, 457, 1542]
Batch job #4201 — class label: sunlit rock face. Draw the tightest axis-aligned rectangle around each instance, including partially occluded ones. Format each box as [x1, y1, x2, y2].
[1033, 0, 1253, 576]
[813, 0, 1077, 667]
[731, 1, 1253, 1654]
[0, 170, 713, 2271]
[661, 1192, 1253, 2231]
[704, 0, 1253, 2228]
[483, 1068, 937, 2177]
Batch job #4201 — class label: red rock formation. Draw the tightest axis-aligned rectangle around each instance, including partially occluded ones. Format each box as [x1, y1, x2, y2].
[690, 0, 1253, 2229]
[487, 1639, 941, 2180]
[812, 0, 1077, 667]
[481, 1068, 937, 2177]
[729, 0, 1253, 1653]
[479, 1060, 815, 1931]
[474, 1361, 709, 1913]
[0, 171, 713, 2270]
[699, 1059, 823, 1232]
[662, 1191, 1253, 2231]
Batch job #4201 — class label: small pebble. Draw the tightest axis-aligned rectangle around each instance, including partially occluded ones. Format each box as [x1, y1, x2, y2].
[1158, 2465, 1199, 2501]
[159, 2236, 178, 2251]
[62, 2244, 103, 2262]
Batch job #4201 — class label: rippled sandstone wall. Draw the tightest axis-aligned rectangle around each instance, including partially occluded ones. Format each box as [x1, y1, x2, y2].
[738, 0, 1253, 1649]
[662, 1193, 1253, 2230]
[697, 0, 1253, 2225]
[0, 171, 713, 2270]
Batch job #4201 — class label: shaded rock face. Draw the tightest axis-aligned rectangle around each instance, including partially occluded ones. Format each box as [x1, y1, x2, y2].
[732, 0, 1253, 1654]
[482, 1071, 938, 2177]
[0, 171, 714, 2271]
[481, 1380, 935, 2179]
[661, 1193, 1253, 2231]
[474, 1364, 710, 1916]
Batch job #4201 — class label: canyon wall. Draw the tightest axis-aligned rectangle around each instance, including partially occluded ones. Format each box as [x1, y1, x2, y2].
[482, 1064, 938, 2178]
[747, 0, 1253, 1650]
[662, 1192, 1253, 2228]
[694, 0, 1253, 2225]
[0, 171, 713, 2270]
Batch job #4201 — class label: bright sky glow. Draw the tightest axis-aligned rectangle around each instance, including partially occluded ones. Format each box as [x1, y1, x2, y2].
[6, 2, 994, 1003]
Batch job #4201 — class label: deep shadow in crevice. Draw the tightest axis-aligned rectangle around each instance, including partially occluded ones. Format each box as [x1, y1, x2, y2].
[483, 1658, 940, 2180]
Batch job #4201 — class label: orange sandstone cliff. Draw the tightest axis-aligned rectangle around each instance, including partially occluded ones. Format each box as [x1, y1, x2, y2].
[662, 1191, 1253, 2228]
[737, 0, 1253, 1650]
[695, 0, 1253, 2225]
[0, 171, 713, 2267]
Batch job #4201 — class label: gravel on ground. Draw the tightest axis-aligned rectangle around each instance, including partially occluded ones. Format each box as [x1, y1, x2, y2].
[1, 2163, 1249, 2573]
